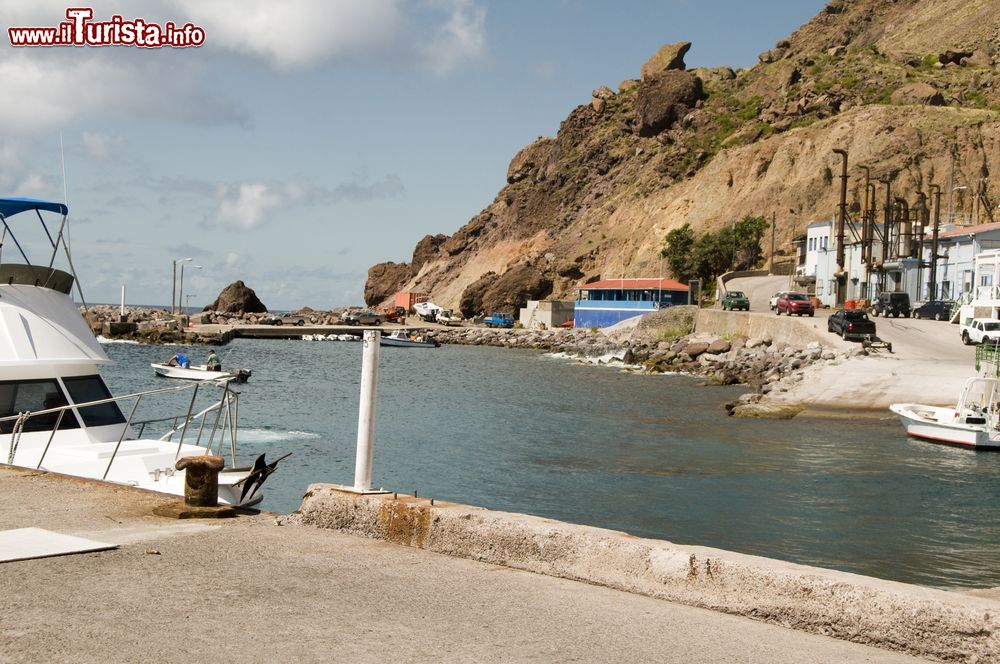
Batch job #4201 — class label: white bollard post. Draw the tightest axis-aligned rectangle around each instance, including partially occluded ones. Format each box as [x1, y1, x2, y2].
[353, 329, 380, 491]
[120, 285, 126, 317]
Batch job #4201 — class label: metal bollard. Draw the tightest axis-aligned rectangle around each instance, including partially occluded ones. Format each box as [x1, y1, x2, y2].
[175, 455, 224, 507]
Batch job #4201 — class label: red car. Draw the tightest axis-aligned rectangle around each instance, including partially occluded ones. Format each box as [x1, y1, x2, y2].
[775, 292, 815, 317]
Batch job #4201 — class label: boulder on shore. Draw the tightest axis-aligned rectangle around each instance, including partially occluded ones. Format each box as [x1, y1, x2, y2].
[204, 281, 267, 314]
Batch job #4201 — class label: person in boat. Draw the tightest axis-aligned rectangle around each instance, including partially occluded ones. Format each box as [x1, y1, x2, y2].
[165, 352, 191, 368]
[206, 349, 221, 371]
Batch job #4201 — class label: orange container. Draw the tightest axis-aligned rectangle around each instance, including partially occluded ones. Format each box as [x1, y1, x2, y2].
[844, 300, 856, 310]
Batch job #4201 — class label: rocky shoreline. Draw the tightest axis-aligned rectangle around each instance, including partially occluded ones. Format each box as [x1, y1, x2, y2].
[432, 324, 861, 418]
[87, 304, 862, 418]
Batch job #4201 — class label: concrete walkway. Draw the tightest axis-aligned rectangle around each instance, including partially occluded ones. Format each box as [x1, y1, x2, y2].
[0, 466, 930, 664]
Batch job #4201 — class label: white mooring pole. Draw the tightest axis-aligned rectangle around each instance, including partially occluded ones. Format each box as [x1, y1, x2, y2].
[353, 329, 380, 491]
[120, 285, 126, 317]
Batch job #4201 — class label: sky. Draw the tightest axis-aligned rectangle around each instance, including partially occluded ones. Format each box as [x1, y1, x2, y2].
[0, 0, 828, 310]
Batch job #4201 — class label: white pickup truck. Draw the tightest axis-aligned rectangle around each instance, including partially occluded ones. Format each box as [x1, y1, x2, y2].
[435, 309, 463, 326]
[960, 318, 1000, 345]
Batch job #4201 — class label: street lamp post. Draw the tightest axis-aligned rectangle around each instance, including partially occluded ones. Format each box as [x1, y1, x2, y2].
[185, 293, 196, 310]
[172, 257, 192, 314]
[178, 264, 201, 315]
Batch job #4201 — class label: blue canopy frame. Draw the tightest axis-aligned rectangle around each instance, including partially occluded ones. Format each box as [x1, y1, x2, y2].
[0, 197, 69, 218]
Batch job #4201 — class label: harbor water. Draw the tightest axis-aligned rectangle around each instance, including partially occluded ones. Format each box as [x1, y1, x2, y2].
[100, 338, 1000, 589]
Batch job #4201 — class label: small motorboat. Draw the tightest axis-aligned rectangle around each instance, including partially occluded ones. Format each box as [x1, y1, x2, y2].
[151, 363, 252, 383]
[379, 330, 440, 348]
[889, 376, 1000, 450]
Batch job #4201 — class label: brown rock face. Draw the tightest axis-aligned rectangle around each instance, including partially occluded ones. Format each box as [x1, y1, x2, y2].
[459, 264, 553, 318]
[363, 234, 448, 306]
[204, 281, 267, 313]
[640, 41, 691, 81]
[364, 0, 1000, 319]
[636, 70, 704, 136]
[890, 82, 945, 106]
[507, 137, 557, 184]
[364, 262, 412, 306]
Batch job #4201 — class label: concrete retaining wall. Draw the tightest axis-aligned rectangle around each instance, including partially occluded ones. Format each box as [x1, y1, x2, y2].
[295, 485, 999, 663]
[696, 309, 843, 348]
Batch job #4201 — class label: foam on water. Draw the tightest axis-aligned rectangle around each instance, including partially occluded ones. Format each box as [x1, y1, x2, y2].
[238, 428, 322, 444]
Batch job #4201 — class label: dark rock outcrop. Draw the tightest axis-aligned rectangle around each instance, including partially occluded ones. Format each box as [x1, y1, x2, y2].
[640, 41, 691, 80]
[204, 281, 266, 314]
[363, 234, 448, 306]
[635, 70, 705, 136]
[459, 264, 553, 318]
[507, 137, 557, 184]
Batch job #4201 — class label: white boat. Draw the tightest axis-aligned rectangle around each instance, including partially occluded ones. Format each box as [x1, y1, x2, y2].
[889, 376, 1000, 450]
[151, 363, 251, 382]
[0, 198, 280, 506]
[379, 330, 440, 348]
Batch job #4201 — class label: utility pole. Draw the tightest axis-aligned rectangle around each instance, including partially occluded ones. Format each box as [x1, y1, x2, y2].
[770, 211, 776, 273]
[833, 149, 849, 305]
[946, 143, 958, 224]
[881, 179, 893, 293]
[929, 184, 942, 301]
[916, 192, 928, 300]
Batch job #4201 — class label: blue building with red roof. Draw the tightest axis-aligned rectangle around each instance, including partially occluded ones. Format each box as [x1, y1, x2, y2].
[574, 278, 690, 328]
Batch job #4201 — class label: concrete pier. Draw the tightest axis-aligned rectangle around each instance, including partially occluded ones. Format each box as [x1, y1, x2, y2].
[0, 466, 939, 664]
[294, 485, 1000, 663]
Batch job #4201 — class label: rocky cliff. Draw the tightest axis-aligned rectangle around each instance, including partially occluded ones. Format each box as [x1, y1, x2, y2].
[365, 0, 1000, 316]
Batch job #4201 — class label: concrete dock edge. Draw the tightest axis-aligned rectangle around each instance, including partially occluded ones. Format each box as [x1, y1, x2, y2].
[293, 484, 1000, 663]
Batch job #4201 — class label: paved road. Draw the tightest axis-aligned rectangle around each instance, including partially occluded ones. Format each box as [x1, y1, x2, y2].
[0, 467, 927, 664]
[724, 274, 793, 311]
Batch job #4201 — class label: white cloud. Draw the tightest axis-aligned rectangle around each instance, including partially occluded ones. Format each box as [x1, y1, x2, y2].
[0, 51, 245, 133]
[225, 252, 241, 267]
[215, 183, 282, 230]
[175, 0, 402, 70]
[420, 0, 487, 75]
[0, 140, 52, 194]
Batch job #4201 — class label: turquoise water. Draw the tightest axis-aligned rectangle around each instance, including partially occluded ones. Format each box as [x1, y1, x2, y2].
[100, 338, 1000, 589]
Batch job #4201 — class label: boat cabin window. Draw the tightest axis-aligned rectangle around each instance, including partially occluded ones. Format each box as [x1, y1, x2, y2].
[0, 379, 81, 433]
[62, 376, 127, 428]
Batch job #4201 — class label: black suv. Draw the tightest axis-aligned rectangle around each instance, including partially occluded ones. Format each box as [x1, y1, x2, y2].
[870, 292, 911, 318]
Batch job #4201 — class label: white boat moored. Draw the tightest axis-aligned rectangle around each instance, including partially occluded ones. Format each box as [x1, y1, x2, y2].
[151, 362, 251, 382]
[379, 330, 440, 348]
[0, 197, 281, 506]
[889, 376, 1000, 450]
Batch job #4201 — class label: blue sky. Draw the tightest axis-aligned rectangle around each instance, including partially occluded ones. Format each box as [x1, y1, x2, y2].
[0, 0, 827, 310]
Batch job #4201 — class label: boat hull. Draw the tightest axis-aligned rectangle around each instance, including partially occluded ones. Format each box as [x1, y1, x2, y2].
[151, 363, 250, 382]
[379, 334, 439, 348]
[889, 403, 1000, 450]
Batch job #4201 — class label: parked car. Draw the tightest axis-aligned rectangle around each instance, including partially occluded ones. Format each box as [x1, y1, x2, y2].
[277, 313, 311, 326]
[827, 309, 876, 341]
[960, 318, 1000, 345]
[380, 306, 407, 323]
[481, 312, 515, 328]
[344, 310, 383, 326]
[721, 290, 750, 311]
[259, 314, 282, 325]
[769, 292, 786, 311]
[912, 300, 954, 321]
[870, 292, 911, 318]
[775, 292, 815, 316]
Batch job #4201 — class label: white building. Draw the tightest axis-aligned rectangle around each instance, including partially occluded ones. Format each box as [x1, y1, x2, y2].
[793, 218, 1000, 308]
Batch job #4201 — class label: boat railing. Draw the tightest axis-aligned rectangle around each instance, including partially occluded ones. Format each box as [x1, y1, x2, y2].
[1, 378, 241, 479]
[975, 343, 1000, 376]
